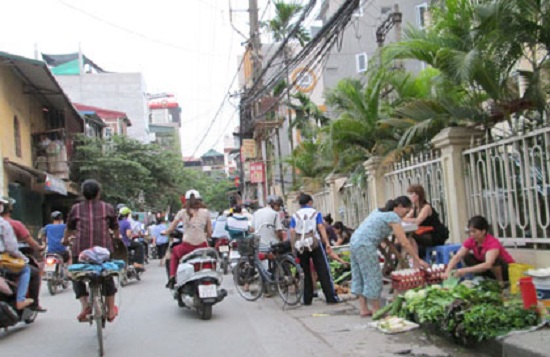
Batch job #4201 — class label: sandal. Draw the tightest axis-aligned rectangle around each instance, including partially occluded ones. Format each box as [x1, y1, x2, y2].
[77, 306, 92, 322]
[107, 305, 119, 323]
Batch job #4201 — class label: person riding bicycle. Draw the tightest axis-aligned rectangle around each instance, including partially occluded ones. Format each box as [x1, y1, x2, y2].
[0, 197, 33, 310]
[44, 211, 71, 264]
[118, 207, 145, 270]
[253, 195, 284, 249]
[63, 179, 120, 322]
[163, 190, 212, 289]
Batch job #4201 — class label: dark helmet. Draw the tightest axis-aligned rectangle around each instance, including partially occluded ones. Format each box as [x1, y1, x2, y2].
[266, 195, 283, 206]
[51, 211, 63, 220]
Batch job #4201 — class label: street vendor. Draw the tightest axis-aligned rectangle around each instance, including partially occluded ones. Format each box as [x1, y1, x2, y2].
[444, 216, 514, 283]
[350, 196, 429, 317]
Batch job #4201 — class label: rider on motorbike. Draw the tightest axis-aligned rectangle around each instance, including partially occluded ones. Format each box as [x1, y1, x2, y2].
[0, 197, 33, 310]
[0, 196, 46, 312]
[118, 207, 145, 270]
[63, 179, 120, 322]
[45, 211, 71, 264]
[163, 190, 212, 288]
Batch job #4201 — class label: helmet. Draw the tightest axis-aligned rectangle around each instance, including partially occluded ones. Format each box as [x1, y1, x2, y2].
[185, 190, 201, 200]
[116, 203, 127, 211]
[119, 207, 132, 216]
[266, 195, 283, 206]
[51, 211, 63, 220]
[0, 196, 15, 214]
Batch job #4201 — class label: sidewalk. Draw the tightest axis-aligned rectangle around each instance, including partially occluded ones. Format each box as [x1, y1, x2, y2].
[269, 289, 549, 357]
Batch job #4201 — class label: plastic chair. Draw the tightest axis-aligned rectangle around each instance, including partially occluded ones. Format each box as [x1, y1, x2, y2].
[424, 243, 462, 265]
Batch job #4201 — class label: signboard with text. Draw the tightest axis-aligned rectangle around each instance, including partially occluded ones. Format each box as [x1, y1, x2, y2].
[241, 139, 257, 160]
[249, 162, 265, 184]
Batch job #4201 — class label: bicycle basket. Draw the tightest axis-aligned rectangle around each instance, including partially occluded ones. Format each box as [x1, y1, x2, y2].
[237, 235, 260, 256]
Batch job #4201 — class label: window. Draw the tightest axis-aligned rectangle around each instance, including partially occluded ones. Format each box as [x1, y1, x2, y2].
[356, 53, 367, 73]
[416, 3, 428, 29]
[14, 116, 21, 157]
[104, 127, 113, 138]
[353, 0, 365, 17]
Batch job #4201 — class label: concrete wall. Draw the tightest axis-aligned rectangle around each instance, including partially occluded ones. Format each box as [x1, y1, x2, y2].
[0, 67, 46, 194]
[323, 0, 427, 94]
[56, 72, 150, 143]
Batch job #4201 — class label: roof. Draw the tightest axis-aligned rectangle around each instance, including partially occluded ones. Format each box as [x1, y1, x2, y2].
[0, 51, 82, 125]
[73, 103, 132, 126]
[78, 111, 107, 128]
[201, 149, 224, 158]
[42, 53, 106, 73]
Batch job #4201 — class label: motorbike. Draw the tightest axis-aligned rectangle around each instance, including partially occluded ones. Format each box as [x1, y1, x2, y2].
[0, 248, 40, 330]
[214, 237, 230, 275]
[112, 239, 144, 286]
[43, 252, 69, 295]
[172, 247, 227, 320]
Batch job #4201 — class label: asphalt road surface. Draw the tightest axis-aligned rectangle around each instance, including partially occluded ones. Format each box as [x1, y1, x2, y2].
[1, 261, 336, 357]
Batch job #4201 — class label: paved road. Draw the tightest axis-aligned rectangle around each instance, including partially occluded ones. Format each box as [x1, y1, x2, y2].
[1, 262, 336, 357]
[1, 261, 493, 357]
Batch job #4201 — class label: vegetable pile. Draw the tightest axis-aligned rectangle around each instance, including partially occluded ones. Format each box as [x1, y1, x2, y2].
[374, 279, 540, 344]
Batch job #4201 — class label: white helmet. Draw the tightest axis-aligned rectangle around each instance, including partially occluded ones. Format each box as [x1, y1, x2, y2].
[185, 189, 201, 200]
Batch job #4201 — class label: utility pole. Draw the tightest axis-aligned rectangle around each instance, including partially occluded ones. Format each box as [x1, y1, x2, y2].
[247, 0, 266, 206]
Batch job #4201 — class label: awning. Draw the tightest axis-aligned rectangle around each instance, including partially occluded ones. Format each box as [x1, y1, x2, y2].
[3, 159, 76, 196]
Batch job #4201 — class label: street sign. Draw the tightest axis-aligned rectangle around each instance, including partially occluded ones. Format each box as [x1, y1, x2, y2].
[250, 162, 265, 184]
[241, 139, 256, 160]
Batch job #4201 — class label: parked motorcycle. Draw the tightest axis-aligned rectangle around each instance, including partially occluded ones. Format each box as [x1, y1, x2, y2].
[43, 252, 69, 295]
[172, 248, 227, 320]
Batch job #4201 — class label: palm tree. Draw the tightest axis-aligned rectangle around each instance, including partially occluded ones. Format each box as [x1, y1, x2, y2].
[286, 92, 329, 141]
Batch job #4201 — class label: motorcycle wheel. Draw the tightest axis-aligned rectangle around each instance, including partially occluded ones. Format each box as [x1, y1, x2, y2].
[222, 257, 229, 275]
[47, 279, 58, 296]
[198, 304, 212, 320]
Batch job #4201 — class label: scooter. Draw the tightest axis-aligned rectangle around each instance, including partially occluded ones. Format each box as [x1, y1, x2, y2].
[0, 248, 39, 330]
[172, 248, 227, 320]
[43, 252, 69, 295]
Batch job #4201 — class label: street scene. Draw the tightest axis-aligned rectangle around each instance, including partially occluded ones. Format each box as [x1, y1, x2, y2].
[1, 0, 550, 356]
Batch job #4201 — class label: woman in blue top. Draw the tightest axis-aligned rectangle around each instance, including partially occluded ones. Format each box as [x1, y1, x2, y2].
[350, 196, 428, 317]
[45, 211, 70, 263]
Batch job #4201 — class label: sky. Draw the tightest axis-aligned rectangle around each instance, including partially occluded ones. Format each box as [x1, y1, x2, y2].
[0, 0, 274, 157]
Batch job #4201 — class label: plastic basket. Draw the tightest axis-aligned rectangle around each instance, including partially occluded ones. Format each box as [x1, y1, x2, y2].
[509, 263, 535, 295]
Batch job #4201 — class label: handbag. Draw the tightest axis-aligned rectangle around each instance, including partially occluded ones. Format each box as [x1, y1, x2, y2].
[414, 226, 434, 236]
[0, 252, 26, 273]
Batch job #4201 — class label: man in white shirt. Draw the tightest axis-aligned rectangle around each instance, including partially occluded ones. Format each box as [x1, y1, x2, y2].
[253, 195, 284, 248]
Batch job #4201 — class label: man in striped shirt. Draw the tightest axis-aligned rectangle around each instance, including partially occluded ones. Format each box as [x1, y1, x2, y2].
[64, 179, 120, 322]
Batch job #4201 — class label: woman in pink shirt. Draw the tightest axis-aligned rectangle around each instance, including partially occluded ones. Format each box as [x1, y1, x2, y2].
[444, 216, 514, 283]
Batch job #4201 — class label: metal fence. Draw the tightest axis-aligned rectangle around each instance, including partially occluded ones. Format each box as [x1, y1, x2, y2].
[383, 151, 447, 225]
[463, 126, 550, 247]
[340, 179, 371, 229]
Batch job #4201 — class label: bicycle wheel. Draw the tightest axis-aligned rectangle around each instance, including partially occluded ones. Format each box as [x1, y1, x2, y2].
[275, 256, 304, 306]
[91, 284, 105, 357]
[233, 256, 263, 301]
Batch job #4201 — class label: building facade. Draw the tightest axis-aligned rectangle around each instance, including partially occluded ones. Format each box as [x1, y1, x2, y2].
[42, 53, 150, 143]
[0, 51, 83, 234]
[147, 93, 182, 152]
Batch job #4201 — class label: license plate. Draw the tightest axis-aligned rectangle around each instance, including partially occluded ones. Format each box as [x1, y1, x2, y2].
[219, 245, 229, 253]
[229, 251, 240, 260]
[44, 264, 56, 272]
[198, 284, 218, 298]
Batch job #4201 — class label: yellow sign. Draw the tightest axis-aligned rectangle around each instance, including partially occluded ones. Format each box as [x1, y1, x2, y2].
[241, 139, 257, 160]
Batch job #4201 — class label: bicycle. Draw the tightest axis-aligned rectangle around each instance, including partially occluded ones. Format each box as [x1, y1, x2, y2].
[232, 225, 304, 306]
[71, 272, 113, 357]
